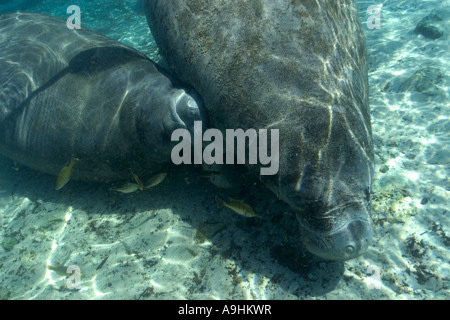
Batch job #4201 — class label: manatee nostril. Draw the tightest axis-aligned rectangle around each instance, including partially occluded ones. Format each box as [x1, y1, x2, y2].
[345, 245, 355, 255]
[297, 210, 373, 260]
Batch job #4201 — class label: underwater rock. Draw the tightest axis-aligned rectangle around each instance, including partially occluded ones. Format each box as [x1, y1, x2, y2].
[1, 236, 19, 251]
[395, 66, 445, 95]
[414, 10, 447, 39]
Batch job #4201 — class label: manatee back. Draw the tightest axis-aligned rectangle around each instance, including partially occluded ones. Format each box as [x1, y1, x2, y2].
[0, 12, 147, 122]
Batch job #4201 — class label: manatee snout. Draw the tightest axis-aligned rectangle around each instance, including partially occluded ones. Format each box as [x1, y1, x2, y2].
[297, 202, 373, 261]
[275, 162, 373, 261]
[137, 84, 206, 147]
[154, 88, 206, 138]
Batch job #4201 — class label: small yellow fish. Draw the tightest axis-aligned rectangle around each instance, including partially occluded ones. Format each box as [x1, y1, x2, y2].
[215, 195, 257, 218]
[130, 168, 143, 190]
[111, 183, 140, 193]
[55, 156, 79, 190]
[11, 161, 19, 171]
[145, 173, 167, 189]
[201, 172, 234, 189]
[48, 262, 83, 278]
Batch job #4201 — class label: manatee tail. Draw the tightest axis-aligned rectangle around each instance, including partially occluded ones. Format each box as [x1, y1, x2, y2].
[215, 195, 225, 208]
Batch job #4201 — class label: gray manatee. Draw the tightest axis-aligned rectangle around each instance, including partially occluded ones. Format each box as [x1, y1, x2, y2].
[0, 12, 206, 183]
[144, 0, 374, 260]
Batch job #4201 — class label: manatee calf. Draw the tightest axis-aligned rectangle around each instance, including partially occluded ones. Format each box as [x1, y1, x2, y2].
[0, 12, 206, 183]
[145, 0, 374, 260]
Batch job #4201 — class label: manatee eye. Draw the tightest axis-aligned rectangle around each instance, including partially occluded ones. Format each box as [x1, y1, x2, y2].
[345, 245, 355, 255]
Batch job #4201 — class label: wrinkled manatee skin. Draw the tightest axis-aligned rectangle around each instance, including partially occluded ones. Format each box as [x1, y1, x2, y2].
[145, 0, 374, 260]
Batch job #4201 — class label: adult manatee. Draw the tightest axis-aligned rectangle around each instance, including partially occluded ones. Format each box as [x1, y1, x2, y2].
[0, 12, 206, 183]
[145, 0, 374, 260]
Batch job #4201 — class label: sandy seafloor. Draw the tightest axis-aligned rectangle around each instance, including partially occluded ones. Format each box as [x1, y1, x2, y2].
[0, 0, 448, 300]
